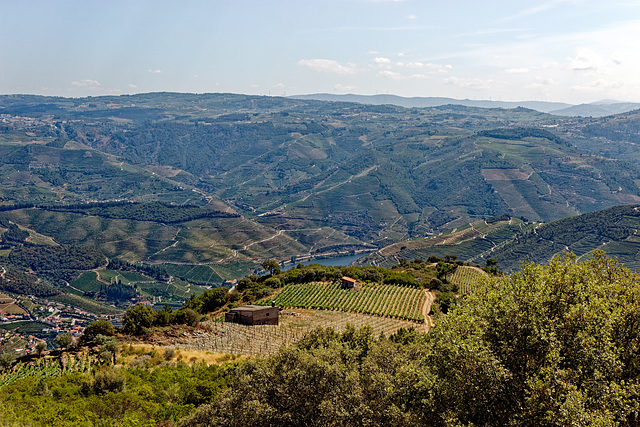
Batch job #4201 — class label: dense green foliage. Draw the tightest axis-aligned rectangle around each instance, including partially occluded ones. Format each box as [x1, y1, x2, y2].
[122, 303, 205, 335]
[121, 286, 237, 335]
[79, 320, 116, 346]
[183, 287, 230, 315]
[0, 360, 234, 426]
[122, 304, 159, 335]
[54, 332, 73, 349]
[0, 223, 29, 245]
[47, 201, 239, 224]
[477, 126, 567, 144]
[8, 245, 106, 285]
[0, 265, 60, 297]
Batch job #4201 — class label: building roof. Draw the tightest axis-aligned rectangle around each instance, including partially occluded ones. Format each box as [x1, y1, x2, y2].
[342, 276, 357, 283]
[229, 305, 277, 313]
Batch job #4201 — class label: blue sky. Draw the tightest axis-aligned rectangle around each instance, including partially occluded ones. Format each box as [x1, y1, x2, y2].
[2, 0, 640, 103]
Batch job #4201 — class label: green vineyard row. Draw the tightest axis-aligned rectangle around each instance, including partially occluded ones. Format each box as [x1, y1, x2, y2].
[447, 266, 487, 294]
[257, 282, 425, 322]
[0, 353, 97, 389]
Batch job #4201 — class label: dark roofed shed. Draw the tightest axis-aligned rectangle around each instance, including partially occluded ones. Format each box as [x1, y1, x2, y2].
[225, 305, 279, 325]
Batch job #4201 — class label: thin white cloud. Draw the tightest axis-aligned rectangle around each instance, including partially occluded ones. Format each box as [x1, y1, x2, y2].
[567, 47, 615, 72]
[505, 68, 529, 74]
[542, 61, 560, 69]
[297, 59, 358, 75]
[496, 0, 575, 23]
[444, 76, 494, 91]
[374, 57, 391, 65]
[148, 69, 162, 74]
[334, 84, 357, 92]
[525, 77, 557, 90]
[571, 79, 623, 92]
[402, 62, 452, 72]
[378, 70, 406, 80]
[325, 25, 435, 32]
[377, 70, 437, 80]
[71, 79, 101, 87]
[456, 27, 522, 38]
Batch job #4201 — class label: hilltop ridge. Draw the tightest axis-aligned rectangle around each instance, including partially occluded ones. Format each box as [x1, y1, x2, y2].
[291, 93, 640, 117]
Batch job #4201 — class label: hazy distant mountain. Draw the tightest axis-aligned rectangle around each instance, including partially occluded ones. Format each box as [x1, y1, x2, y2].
[290, 93, 572, 113]
[291, 93, 640, 117]
[549, 102, 640, 117]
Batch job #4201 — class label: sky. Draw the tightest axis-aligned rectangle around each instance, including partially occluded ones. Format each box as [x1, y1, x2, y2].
[2, 0, 640, 104]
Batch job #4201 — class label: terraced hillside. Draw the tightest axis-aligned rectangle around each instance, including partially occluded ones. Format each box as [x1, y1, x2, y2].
[360, 205, 640, 273]
[489, 205, 640, 271]
[356, 217, 536, 268]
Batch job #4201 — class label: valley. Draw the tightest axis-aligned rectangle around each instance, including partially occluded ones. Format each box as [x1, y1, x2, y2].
[3, 92, 640, 318]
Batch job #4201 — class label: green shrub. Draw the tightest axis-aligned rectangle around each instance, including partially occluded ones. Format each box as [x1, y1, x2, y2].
[92, 367, 125, 394]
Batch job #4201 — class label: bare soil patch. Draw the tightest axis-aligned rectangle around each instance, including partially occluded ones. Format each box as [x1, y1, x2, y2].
[481, 168, 530, 181]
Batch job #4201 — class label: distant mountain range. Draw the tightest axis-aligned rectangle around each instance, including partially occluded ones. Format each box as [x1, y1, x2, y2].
[291, 93, 640, 117]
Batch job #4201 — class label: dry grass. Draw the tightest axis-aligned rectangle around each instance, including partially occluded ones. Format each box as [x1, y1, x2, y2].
[0, 303, 27, 315]
[119, 342, 245, 366]
[278, 309, 422, 334]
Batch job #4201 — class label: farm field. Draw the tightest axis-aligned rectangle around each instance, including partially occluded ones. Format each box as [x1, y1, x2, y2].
[51, 294, 121, 315]
[165, 310, 423, 357]
[447, 266, 488, 294]
[162, 264, 225, 286]
[255, 282, 425, 322]
[136, 279, 206, 305]
[69, 269, 208, 307]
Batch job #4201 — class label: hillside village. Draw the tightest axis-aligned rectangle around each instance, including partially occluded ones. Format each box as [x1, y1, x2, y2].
[0, 291, 124, 357]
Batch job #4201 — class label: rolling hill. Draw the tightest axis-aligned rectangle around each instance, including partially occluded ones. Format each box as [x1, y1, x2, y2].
[4, 92, 640, 280]
[290, 93, 572, 113]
